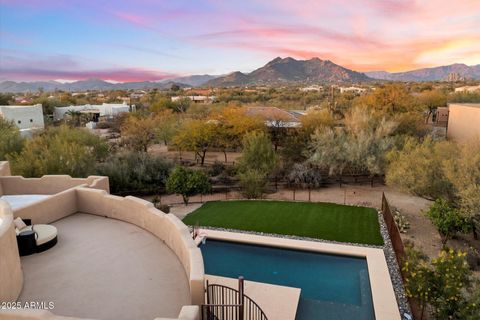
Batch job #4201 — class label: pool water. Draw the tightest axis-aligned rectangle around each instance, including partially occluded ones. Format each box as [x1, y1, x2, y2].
[201, 239, 375, 320]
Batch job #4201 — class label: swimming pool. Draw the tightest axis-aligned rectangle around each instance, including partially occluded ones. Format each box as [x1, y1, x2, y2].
[200, 239, 375, 320]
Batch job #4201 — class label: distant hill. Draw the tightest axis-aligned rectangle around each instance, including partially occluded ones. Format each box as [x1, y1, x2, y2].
[366, 63, 480, 81]
[160, 74, 219, 87]
[205, 57, 371, 87]
[0, 78, 190, 93]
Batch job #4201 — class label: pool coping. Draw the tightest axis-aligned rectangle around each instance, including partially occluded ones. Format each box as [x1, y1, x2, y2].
[200, 229, 401, 320]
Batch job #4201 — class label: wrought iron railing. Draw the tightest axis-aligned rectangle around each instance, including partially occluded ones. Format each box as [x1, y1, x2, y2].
[202, 277, 268, 320]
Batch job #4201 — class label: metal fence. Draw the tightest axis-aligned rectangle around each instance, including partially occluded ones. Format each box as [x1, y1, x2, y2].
[381, 192, 424, 320]
[202, 277, 268, 320]
[381, 192, 406, 265]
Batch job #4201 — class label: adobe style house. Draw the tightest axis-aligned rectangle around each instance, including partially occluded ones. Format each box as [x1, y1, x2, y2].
[447, 103, 480, 143]
[0, 104, 45, 137]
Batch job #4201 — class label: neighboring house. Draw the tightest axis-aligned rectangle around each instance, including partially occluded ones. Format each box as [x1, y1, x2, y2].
[339, 86, 367, 94]
[0, 104, 45, 137]
[447, 103, 480, 143]
[246, 106, 302, 128]
[427, 106, 449, 126]
[54, 102, 130, 121]
[454, 85, 480, 93]
[171, 95, 216, 103]
[300, 85, 322, 92]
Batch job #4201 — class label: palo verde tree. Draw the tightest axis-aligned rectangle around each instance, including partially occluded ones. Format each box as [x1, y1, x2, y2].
[236, 131, 277, 198]
[386, 137, 457, 200]
[166, 166, 211, 205]
[172, 119, 217, 166]
[0, 117, 24, 160]
[9, 125, 108, 177]
[121, 114, 158, 152]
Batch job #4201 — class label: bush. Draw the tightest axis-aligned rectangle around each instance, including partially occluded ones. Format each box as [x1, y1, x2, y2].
[393, 208, 410, 233]
[96, 152, 172, 194]
[0, 117, 24, 160]
[403, 246, 475, 320]
[426, 198, 471, 245]
[209, 161, 226, 177]
[166, 166, 211, 205]
[9, 126, 108, 177]
[238, 169, 268, 199]
[95, 121, 111, 129]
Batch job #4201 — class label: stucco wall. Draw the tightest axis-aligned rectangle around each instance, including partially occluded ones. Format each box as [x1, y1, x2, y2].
[13, 189, 78, 224]
[0, 306, 200, 320]
[75, 188, 205, 306]
[447, 104, 480, 143]
[0, 171, 202, 320]
[0, 161, 11, 177]
[0, 201, 23, 303]
[0, 105, 44, 131]
[0, 175, 109, 195]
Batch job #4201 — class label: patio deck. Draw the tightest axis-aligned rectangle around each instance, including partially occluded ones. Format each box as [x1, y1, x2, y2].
[18, 213, 190, 320]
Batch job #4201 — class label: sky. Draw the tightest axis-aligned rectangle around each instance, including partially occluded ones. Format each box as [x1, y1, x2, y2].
[1, 0, 480, 82]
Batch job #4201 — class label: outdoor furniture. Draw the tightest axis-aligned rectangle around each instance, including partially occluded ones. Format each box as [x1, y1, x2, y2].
[16, 230, 36, 256]
[14, 217, 58, 256]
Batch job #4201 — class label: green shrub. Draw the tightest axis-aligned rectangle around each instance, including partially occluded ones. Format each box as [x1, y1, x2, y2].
[238, 169, 268, 199]
[96, 152, 172, 194]
[426, 198, 471, 245]
[393, 208, 410, 233]
[166, 166, 211, 205]
[9, 126, 107, 177]
[403, 246, 475, 320]
[0, 117, 24, 160]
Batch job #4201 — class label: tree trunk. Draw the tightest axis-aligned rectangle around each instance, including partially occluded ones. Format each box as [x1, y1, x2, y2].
[308, 187, 311, 202]
[293, 188, 296, 201]
[201, 150, 207, 166]
[182, 195, 189, 206]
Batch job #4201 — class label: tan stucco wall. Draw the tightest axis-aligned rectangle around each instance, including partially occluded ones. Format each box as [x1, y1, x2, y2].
[0, 201, 23, 303]
[0, 175, 109, 195]
[447, 104, 480, 143]
[0, 165, 202, 320]
[0, 306, 200, 320]
[0, 162, 12, 195]
[75, 188, 205, 306]
[13, 189, 78, 224]
[0, 161, 11, 176]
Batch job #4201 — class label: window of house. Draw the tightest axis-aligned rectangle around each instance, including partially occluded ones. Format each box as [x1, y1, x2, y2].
[17, 120, 21, 124]
[30, 119, 33, 122]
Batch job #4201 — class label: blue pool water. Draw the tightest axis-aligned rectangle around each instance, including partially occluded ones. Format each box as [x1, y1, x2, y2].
[200, 239, 375, 320]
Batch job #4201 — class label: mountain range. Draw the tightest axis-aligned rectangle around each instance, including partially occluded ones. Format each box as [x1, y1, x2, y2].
[366, 63, 480, 81]
[2, 58, 480, 93]
[206, 57, 370, 86]
[0, 79, 192, 93]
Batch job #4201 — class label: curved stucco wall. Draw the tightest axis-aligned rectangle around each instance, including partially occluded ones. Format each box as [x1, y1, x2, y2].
[0, 201, 23, 302]
[0, 168, 203, 320]
[0, 175, 109, 195]
[0, 161, 11, 177]
[75, 188, 205, 306]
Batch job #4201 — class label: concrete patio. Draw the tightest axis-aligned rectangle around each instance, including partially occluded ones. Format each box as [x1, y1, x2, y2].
[18, 213, 191, 320]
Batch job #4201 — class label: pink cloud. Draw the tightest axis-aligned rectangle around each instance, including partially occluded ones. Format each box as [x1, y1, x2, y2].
[1, 67, 176, 82]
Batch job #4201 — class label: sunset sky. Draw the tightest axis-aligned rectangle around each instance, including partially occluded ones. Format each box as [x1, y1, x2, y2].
[1, 0, 480, 82]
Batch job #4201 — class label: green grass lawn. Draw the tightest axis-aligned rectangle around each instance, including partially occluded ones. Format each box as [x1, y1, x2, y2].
[183, 200, 383, 246]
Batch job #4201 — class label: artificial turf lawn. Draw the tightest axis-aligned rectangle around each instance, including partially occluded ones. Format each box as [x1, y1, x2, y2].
[183, 200, 383, 246]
